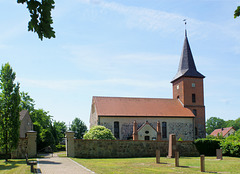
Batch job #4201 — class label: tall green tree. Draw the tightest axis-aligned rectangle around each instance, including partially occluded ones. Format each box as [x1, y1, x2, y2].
[70, 118, 87, 139]
[20, 91, 35, 113]
[206, 117, 226, 135]
[0, 63, 21, 162]
[17, 0, 55, 40]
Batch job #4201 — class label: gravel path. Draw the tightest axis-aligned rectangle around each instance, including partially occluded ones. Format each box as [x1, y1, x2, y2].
[37, 153, 94, 174]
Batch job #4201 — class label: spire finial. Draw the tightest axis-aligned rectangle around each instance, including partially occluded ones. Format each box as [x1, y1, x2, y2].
[183, 19, 187, 36]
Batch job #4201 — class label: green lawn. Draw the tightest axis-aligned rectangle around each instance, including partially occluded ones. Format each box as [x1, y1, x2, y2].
[0, 159, 31, 174]
[71, 156, 240, 174]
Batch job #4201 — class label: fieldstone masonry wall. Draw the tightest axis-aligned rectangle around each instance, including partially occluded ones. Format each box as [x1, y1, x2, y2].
[65, 132, 199, 158]
[99, 117, 194, 141]
[1, 131, 37, 159]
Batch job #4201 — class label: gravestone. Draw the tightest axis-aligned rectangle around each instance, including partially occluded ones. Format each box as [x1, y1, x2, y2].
[168, 134, 177, 158]
[216, 149, 223, 160]
[175, 151, 179, 167]
[200, 155, 205, 172]
[156, 150, 160, 163]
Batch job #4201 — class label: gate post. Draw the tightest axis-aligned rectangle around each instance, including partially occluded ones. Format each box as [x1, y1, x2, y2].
[26, 131, 37, 157]
[66, 131, 75, 157]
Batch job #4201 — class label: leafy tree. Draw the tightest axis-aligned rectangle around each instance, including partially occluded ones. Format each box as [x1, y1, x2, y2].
[235, 6, 240, 18]
[70, 118, 87, 139]
[206, 117, 226, 135]
[52, 121, 67, 145]
[20, 91, 35, 113]
[31, 109, 54, 151]
[232, 118, 240, 131]
[0, 63, 21, 162]
[83, 126, 116, 140]
[17, 0, 55, 40]
[225, 120, 235, 128]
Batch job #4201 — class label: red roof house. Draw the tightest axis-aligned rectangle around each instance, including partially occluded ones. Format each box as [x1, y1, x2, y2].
[210, 127, 235, 138]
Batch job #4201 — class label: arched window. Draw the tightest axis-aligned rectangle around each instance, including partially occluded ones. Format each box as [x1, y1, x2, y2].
[114, 121, 119, 139]
[162, 122, 167, 138]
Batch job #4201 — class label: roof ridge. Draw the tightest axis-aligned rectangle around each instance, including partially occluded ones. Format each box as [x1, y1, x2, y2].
[93, 96, 177, 100]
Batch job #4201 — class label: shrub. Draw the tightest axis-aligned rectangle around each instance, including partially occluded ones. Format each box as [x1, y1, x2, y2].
[83, 126, 116, 140]
[194, 139, 221, 156]
[178, 137, 183, 141]
[56, 144, 66, 151]
[220, 131, 240, 157]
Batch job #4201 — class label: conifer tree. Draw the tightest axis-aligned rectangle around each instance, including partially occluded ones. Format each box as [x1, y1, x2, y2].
[0, 63, 21, 162]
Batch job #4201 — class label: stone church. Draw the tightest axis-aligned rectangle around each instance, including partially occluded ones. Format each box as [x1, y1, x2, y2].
[90, 32, 206, 141]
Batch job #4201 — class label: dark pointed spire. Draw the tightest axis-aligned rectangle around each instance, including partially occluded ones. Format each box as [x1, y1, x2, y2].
[171, 33, 205, 83]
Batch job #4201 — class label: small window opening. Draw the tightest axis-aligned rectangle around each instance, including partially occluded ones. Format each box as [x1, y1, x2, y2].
[192, 94, 196, 103]
[193, 109, 197, 116]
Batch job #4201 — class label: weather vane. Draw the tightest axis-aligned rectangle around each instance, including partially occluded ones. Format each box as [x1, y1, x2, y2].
[183, 19, 187, 36]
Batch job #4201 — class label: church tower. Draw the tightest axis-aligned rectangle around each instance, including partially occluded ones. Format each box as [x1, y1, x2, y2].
[171, 31, 206, 138]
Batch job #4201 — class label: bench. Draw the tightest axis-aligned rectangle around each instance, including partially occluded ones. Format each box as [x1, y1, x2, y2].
[25, 154, 37, 173]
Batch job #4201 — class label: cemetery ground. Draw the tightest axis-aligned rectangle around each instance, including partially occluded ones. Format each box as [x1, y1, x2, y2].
[1, 153, 240, 173]
[70, 156, 240, 174]
[0, 159, 31, 174]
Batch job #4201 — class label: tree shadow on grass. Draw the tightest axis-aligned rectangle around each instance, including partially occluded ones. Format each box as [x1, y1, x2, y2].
[0, 160, 26, 171]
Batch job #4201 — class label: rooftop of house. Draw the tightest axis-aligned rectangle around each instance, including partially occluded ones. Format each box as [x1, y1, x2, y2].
[210, 127, 235, 137]
[20, 110, 29, 120]
[93, 96, 195, 117]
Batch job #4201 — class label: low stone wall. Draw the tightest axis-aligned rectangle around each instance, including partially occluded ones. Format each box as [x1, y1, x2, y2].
[11, 138, 28, 159]
[73, 139, 199, 158]
[0, 131, 37, 159]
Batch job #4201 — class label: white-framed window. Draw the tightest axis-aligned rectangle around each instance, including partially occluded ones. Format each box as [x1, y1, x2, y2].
[192, 83, 196, 87]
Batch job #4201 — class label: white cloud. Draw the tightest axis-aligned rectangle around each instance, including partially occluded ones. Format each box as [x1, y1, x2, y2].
[18, 77, 169, 91]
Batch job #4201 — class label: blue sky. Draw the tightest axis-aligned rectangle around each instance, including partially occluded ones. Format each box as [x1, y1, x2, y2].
[1, 0, 240, 128]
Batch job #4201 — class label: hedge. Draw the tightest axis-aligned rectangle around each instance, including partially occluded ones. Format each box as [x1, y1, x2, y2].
[194, 139, 221, 156]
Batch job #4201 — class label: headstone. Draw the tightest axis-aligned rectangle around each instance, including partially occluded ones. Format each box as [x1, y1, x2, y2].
[168, 134, 177, 158]
[175, 151, 179, 167]
[200, 155, 205, 172]
[216, 149, 223, 160]
[156, 150, 160, 163]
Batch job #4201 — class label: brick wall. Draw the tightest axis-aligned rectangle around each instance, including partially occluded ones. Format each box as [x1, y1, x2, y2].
[73, 139, 199, 158]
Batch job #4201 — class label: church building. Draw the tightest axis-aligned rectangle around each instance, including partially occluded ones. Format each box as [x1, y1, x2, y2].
[90, 32, 206, 141]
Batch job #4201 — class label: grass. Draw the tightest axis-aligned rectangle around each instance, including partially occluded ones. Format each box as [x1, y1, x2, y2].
[71, 156, 240, 174]
[0, 159, 31, 174]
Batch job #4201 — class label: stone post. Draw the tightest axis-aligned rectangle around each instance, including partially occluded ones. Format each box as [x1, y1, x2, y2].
[132, 121, 138, 140]
[168, 134, 177, 158]
[26, 131, 37, 157]
[200, 155, 205, 172]
[66, 131, 75, 157]
[216, 149, 222, 160]
[175, 151, 179, 167]
[157, 121, 161, 141]
[156, 150, 160, 163]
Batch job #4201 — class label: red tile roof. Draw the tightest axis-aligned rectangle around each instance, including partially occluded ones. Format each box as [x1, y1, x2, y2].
[210, 127, 235, 137]
[93, 96, 195, 117]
